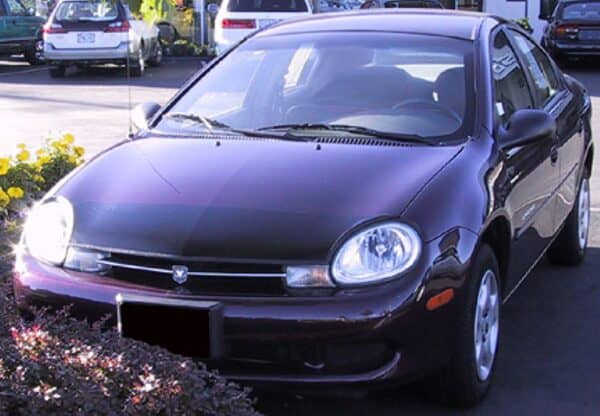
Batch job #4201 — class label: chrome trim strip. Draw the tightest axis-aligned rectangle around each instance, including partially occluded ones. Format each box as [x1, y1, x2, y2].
[98, 259, 286, 278]
[228, 352, 401, 384]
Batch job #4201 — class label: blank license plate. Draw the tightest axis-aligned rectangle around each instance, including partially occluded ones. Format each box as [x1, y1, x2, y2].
[116, 294, 223, 358]
[77, 32, 96, 44]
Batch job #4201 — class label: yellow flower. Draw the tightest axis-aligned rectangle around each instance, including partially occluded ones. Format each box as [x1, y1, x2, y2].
[0, 188, 9, 208]
[74, 146, 85, 158]
[0, 158, 9, 176]
[36, 149, 48, 157]
[33, 175, 45, 184]
[51, 140, 67, 153]
[17, 143, 27, 150]
[68, 155, 78, 164]
[7, 187, 24, 199]
[62, 133, 75, 145]
[17, 150, 30, 162]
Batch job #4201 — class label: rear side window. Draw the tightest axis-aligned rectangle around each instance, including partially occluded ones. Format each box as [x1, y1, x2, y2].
[227, 0, 308, 12]
[54, 0, 120, 22]
[491, 31, 533, 124]
[508, 30, 560, 106]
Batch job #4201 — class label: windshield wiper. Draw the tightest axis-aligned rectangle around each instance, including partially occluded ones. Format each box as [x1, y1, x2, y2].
[162, 112, 312, 142]
[163, 112, 231, 132]
[257, 123, 434, 146]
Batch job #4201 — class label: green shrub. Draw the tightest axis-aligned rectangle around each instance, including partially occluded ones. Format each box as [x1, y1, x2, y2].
[0, 134, 84, 218]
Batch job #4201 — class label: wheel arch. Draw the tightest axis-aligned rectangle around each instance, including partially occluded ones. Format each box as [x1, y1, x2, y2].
[479, 215, 511, 295]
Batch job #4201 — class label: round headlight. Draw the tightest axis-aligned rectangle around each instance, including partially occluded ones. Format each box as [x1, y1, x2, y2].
[23, 197, 74, 265]
[331, 222, 421, 285]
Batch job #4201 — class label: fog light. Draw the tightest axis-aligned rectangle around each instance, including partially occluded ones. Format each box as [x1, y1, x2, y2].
[64, 247, 111, 273]
[285, 266, 334, 288]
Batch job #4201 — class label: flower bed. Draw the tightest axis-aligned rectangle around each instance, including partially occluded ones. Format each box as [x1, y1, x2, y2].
[0, 134, 83, 219]
[0, 137, 260, 415]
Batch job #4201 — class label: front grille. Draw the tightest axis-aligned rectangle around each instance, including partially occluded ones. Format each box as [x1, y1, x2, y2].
[102, 252, 287, 296]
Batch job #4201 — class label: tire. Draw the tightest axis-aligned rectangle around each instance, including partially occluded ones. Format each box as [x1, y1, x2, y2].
[148, 42, 163, 67]
[49, 65, 66, 78]
[547, 171, 590, 266]
[24, 40, 44, 65]
[130, 48, 145, 77]
[438, 244, 501, 408]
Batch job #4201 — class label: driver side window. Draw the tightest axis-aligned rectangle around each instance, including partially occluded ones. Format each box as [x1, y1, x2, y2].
[6, 0, 26, 15]
[491, 31, 533, 125]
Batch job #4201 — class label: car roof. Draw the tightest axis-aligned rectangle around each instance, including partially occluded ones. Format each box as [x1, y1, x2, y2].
[256, 9, 500, 41]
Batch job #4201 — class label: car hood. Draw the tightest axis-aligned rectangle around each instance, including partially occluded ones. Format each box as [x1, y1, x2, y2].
[58, 137, 461, 262]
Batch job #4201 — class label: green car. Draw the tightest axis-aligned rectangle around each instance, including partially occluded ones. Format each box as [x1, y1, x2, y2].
[0, 0, 45, 64]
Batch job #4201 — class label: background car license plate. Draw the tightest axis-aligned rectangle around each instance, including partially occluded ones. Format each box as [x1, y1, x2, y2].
[259, 19, 280, 29]
[580, 30, 600, 41]
[116, 295, 223, 358]
[77, 33, 96, 44]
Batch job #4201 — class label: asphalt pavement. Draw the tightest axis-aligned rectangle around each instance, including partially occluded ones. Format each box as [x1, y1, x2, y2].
[1, 56, 599, 415]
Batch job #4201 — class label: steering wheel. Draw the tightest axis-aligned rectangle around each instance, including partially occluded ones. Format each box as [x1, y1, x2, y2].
[392, 98, 462, 124]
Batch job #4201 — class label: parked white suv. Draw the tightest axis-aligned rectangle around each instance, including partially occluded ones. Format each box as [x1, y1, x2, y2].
[43, 0, 161, 78]
[214, 0, 313, 54]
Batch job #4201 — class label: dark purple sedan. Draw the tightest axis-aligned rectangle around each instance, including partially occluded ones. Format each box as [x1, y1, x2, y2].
[14, 10, 593, 407]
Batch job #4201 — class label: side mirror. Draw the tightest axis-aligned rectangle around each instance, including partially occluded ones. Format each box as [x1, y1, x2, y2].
[207, 3, 219, 16]
[497, 109, 557, 149]
[132, 102, 161, 131]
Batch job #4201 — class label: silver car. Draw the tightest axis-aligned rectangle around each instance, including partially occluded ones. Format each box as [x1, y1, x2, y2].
[43, 0, 161, 77]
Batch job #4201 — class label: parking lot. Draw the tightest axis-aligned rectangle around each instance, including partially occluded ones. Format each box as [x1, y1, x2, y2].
[1, 57, 600, 414]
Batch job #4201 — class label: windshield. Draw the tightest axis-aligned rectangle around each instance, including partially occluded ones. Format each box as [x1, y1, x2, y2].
[159, 32, 475, 142]
[55, 0, 120, 22]
[384, 0, 442, 8]
[560, 1, 600, 20]
[227, 0, 308, 12]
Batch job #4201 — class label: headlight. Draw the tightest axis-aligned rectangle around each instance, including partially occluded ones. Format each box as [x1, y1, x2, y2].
[23, 197, 74, 265]
[331, 222, 421, 286]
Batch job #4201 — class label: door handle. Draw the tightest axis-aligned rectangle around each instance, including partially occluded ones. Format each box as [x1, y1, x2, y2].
[550, 146, 558, 165]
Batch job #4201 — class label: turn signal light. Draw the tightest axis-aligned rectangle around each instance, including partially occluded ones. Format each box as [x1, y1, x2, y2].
[555, 25, 579, 37]
[426, 288, 455, 311]
[222, 19, 256, 29]
[105, 20, 131, 33]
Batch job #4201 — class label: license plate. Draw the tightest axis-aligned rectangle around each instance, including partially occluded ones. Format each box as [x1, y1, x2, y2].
[116, 294, 223, 358]
[259, 19, 280, 29]
[77, 32, 95, 44]
[580, 30, 600, 41]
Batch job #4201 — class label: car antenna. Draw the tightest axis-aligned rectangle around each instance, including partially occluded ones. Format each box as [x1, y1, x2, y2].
[126, 39, 133, 139]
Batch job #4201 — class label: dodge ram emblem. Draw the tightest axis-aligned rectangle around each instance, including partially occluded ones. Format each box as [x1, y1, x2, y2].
[172, 265, 189, 285]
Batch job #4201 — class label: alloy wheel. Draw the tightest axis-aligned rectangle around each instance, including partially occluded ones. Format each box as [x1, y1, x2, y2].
[474, 269, 500, 381]
[578, 177, 590, 250]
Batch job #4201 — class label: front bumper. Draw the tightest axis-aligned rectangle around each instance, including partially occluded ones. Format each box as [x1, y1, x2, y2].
[13, 229, 476, 388]
[43, 42, 130, 63]
[548, 40, 600, 56]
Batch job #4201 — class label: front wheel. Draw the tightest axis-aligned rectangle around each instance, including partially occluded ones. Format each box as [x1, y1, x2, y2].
[547, 173, 590, 265]
[438, 244, 501, 407]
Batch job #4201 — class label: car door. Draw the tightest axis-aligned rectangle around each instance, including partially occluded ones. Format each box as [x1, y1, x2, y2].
[3, 0, 39, 41]
[124, 4, 154, 58]
[506, 29, 585, 235]
[491, 29, 560, 290]
[0, 0, 9, 45]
